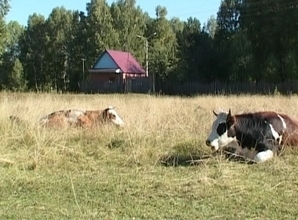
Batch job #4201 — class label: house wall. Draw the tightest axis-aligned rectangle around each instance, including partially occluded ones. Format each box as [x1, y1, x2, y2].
[83, 72, 150, 93]
[89, 73, 123, 83]
[93, 53, 118, 69]
[89, 72, 146, 82]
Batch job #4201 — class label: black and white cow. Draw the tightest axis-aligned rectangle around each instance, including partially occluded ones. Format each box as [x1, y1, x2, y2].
[206, 109, 298, 163]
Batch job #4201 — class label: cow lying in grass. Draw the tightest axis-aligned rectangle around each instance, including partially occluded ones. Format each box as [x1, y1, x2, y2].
[10, 106, 124, 128]
[206, 109, 298, 163]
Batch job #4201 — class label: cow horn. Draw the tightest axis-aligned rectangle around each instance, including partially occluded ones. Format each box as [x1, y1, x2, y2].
[213, 110, 218, 116]
[228, 109, 231, 117]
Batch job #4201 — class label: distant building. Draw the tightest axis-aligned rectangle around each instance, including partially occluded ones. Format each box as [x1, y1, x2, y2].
[82, 49, 147, 93]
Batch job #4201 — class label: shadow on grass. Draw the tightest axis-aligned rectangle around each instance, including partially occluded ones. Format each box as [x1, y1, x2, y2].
[158, 141, 213, 167]
[159, 154, 212, 166]
[159, 144, 256, 166]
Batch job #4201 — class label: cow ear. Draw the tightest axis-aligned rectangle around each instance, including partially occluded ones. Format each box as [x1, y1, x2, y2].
[102, 108, 109, 118]
[226, 109, 233, 127]
[213, 110, 218, 117]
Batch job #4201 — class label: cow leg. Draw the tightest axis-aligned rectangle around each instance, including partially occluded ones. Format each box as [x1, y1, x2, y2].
[253, 142, 276, 163]
[254, 150, 274, 163]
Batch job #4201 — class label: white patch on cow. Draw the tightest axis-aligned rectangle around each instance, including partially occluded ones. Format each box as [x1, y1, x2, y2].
[253, 150, 274, 163]
[269, 123, 282, 144]
[67, 109, 85, 124]
[277, 114, 287, 130]
[107, 107, 124, 127]
[206, 111, 237, 150]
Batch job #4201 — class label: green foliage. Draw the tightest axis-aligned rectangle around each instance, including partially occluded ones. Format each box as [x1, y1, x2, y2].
[18, 14, 48, 91]
[240, 0, 298, 82]
[175, 18, 216, 82]
[148, 6, 178, 81]
[0, 20, 24, 89]
[45, 7, 74, 92]
[0, 0, 10, 56]
[229, 31, 254, 82]
[204, 15, 217, 39]
[7, 58, 26, 91]
[86, 0, 119, 62]
[0, 0, 298, 92]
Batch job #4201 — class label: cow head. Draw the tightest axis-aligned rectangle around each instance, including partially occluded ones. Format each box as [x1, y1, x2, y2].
[103, 106, 124, 127]
[205, 109, 236, 151]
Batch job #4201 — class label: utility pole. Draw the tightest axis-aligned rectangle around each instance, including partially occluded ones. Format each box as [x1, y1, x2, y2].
[145, 39, 149, 78]
[137, 32, 157, 93]
[81, 58, 86, 81]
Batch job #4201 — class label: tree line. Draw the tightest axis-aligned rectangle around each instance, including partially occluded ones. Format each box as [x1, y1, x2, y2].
[0, 0, 297, 93]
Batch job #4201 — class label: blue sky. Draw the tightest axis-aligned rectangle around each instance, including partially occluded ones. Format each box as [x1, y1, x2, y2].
[6, 0, 221, 26]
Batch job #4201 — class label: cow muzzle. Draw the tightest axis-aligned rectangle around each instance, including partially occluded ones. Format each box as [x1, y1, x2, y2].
[206, 139, 218, 151]
[206, 140, 211, 146]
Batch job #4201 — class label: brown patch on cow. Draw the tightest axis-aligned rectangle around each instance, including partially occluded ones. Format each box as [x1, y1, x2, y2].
[252, 111, 298, 147]
[77, 110, 104, 128]
[43, 111, 69, 128]
[75, 108, 117, 128]
[278, 113, 298, 147]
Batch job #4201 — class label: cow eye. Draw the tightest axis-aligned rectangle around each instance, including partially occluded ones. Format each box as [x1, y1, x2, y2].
[217, 122, 227, 135]
[109, 113, 116, 119]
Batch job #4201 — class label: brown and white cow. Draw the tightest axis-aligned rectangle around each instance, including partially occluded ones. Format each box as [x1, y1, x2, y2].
[206, 109, 298, 163]
[39, 106, 124, 128]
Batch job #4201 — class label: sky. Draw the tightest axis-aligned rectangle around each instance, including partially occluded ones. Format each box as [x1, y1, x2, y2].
[6, 0, 222, 26]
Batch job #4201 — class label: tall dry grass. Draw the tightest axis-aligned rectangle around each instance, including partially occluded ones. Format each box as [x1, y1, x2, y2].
[1, 92, 298, 170]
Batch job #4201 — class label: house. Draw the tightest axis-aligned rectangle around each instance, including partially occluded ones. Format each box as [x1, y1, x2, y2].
[82, 49, 147, 93]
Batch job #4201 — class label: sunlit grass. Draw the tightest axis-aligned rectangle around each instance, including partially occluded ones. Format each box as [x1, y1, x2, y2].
[0, 92, 298, 219]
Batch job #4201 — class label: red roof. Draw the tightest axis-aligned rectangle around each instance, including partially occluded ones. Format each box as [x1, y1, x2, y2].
[106, 49, 145, 74]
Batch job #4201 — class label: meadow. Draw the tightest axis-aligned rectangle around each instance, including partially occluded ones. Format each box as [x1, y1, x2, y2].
[0, 92, 298, 219]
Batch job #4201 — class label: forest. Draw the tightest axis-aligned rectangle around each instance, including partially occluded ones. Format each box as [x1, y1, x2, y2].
[0, 0, 297, 93]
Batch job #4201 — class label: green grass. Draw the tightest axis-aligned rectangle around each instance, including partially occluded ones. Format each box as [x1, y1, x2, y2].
[0, 92, 298, 219]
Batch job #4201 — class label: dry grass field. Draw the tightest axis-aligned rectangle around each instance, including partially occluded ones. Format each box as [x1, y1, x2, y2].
[1, 92, 298, 219]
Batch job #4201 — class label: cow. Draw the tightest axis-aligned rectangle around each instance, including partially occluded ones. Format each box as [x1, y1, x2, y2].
[10, 106, 124, 128]
[39, 106, 124, 128]
[205, 109, 298, 163]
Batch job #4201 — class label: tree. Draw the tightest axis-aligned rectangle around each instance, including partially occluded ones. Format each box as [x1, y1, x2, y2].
[228, 31, 254, 82]
[67, 10, 88, 92]
[213, 0, 242, 82]
[45, 7, 74, 92]
[204, 15, 217, 39]
[175, 17, 215, 82]
[86, 0, 118, 66]
[110, 0, 148, 63]
[176, 17, 201, 81]
[148, 6, 178, 83]
[241, 0, 298, 82]
[0, 0, 10, 56]
[7, 58, 26, 91]
[0, 21, 25, 89]
[18, 14, 47, 91]
[169, 17, 184, 34]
